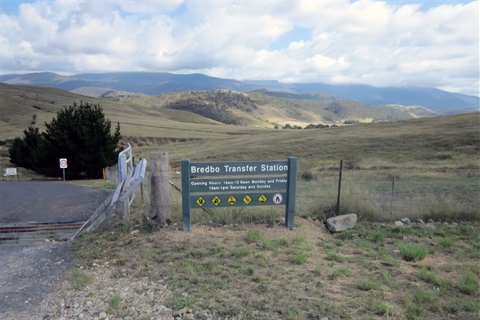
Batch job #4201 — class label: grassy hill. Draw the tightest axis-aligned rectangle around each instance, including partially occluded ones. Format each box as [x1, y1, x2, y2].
[0, 83, 478, 172]
[96, 87, 440, 127]
[0, 83, 439, 139]
[2, 71, 478, 113]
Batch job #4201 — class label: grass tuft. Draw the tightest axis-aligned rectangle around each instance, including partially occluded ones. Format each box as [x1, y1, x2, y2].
[399, 242, 428, 261]
[367, 298, 389, 315]
[439, 237, 454, 248]
[291, 251, 308, 265]
[458, 270, 479, 295]
[231, 247, 250, 259]
[326, 252, 346, 263]
[69, 268, 93, 291]
[355, 278, 382, 291]
[420, 268, 449, 289]
[245, 229, 262, 243]
[106, 295, 121, 315]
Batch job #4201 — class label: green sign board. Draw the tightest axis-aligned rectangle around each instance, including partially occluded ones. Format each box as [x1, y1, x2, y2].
[181, 158, 297, 231]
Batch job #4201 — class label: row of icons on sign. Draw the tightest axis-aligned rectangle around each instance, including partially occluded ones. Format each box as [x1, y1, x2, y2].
[196, 193, 283, 206]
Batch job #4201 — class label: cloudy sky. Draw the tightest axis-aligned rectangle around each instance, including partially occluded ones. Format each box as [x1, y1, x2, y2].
[0, 0, 478, 96]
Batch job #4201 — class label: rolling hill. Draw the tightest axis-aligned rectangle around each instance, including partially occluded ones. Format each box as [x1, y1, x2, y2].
[1, 72, 478, 114]
[0, 83, 440, 142]
[0, 83, 479, 173]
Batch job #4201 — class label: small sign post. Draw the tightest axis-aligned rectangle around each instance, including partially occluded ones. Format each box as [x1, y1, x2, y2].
[181, 158, 297, 231]
[59, 158, 67, 181]
[4, 168, 18, 181]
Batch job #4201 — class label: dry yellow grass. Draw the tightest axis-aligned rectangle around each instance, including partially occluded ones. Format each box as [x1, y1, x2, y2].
[1, 83, 478, 172]
[72, 218, 480, 319]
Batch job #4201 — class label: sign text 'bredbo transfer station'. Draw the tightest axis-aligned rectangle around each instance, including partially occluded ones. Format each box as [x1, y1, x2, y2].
[190, 162, 289, 175]
[181, 158, 297, 231]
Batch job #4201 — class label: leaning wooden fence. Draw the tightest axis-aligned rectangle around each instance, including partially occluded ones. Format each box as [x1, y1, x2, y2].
[74, 144, 147, 236]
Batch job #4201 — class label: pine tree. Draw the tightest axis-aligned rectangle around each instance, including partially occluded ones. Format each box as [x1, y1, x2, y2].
[9, 101, 121, 179]
[8, 126, 46, 170]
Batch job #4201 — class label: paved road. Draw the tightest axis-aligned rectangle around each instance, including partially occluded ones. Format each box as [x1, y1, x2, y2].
[0, 181, 111, 224]
[0, 181, 112, 318]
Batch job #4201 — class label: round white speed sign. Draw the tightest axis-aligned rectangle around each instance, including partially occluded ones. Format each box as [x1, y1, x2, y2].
[59, 158, 68, 169]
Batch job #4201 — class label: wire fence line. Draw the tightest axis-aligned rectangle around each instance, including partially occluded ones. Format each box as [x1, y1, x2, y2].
[294, 164, 480, 222]
[2, 157, 479, 224]
[162, 163, 480, 223]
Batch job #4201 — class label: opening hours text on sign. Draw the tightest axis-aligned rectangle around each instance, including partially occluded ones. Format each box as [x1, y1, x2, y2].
[181, 158, 297, 231]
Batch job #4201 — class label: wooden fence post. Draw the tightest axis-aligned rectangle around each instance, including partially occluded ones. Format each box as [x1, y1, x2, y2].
[149, 152, 171, 224]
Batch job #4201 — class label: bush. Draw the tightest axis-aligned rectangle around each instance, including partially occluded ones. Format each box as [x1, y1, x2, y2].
[9, 102, 121, 179]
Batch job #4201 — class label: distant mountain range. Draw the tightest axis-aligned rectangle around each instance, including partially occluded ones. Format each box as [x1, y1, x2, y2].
[1, 71, 478, 114]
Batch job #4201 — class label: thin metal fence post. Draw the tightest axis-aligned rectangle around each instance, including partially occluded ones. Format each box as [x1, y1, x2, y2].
[181, 159, 191, 231]
[390, 175, 395, 221]
[285, 156, 297, 229]
[336, 159, 343, 216]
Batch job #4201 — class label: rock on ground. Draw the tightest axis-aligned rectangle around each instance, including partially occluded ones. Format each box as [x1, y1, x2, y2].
[326, 214, 357, 232]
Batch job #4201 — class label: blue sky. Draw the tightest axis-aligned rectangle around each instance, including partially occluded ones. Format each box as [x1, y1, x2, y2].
[0, 0, 478, 96]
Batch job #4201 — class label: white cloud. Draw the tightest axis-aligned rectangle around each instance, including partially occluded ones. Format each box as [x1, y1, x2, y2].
[0, 0, 478, 96]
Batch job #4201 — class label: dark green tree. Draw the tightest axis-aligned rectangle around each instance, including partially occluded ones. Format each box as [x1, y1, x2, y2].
[8, 126, 46, 170]
[9, 101, 121, 179]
